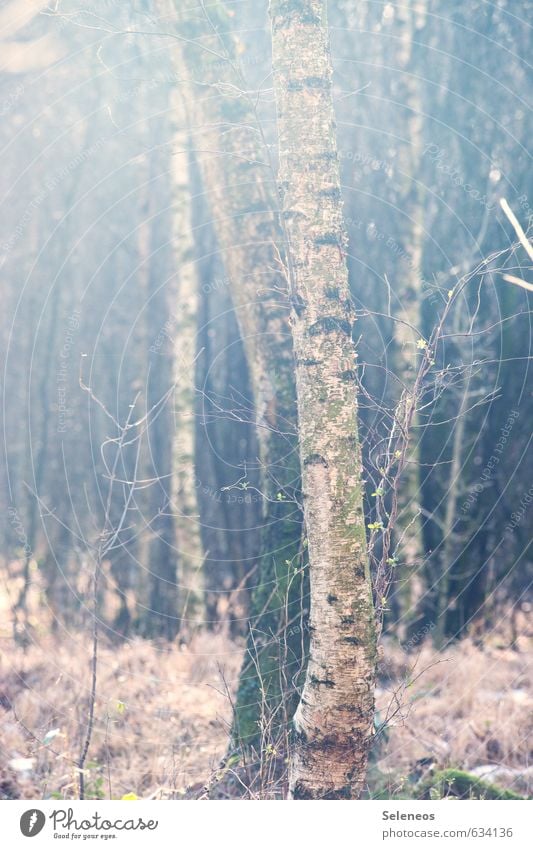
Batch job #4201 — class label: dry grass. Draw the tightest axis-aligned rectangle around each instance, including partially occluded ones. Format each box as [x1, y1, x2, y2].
[0, 631, 241, 800]
[0, 620, 531, 800]
[374, 624, 533, 797]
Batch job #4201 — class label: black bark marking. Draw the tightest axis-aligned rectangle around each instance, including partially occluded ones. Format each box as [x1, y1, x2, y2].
[310, 675, 335, 688]
[322, 785, 352, 800]
[287, 75, 329, 92]
[308, 316, 352, 336]
[314, 231, 340, 246]
[304, 76, 329, 89]
[340, 615, 355, 625]
[290, 293, 307, 316]
[291, 781, 309, 800]
[325, 285, 340, 300]
[304, 453, 328, 467]
[319, 187, 342, 200]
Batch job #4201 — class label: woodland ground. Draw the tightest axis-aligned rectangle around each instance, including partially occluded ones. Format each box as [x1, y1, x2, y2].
[0, 613, 531, 801]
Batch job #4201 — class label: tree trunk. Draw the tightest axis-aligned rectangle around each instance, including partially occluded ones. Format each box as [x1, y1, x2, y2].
[136, 91, 180, 640]
[189, 178, 261, 635]
[160, 0, 307, 753]
[389, 0, 427, 634]
[269, 0, 376, 799]
[168, 104, 205, 628]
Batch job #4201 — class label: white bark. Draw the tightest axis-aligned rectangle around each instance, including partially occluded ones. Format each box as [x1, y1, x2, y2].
[270, 0, 377, 799]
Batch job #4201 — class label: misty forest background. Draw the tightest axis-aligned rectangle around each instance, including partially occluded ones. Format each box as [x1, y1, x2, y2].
[0, 0, 532, 801]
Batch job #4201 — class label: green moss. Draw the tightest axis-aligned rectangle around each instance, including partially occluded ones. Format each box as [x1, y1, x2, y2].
[326, 399, 344, 418]
[416, 769, 526, 801]
[231, 429, 307, 751]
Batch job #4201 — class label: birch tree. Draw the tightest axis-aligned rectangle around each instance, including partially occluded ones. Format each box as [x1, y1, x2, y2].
[159, 0, 306, 750]
[168, 99, 204, 626]
[390, 0, 427, 621]
[270, 0, 376, 799]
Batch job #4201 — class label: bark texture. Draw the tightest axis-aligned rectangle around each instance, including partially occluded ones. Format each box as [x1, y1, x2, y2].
[168, 101, 204, 625]
[133, 75, 181, 641]
[391, 0, 427, 629]
[269, 0, 376, 799]
[160, 0, 306, 750]
[182, 51, 304, 749]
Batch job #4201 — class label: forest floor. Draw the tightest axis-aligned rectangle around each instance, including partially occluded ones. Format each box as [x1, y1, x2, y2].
[0, 616, 531, 800]
[372, 621, 533, 799]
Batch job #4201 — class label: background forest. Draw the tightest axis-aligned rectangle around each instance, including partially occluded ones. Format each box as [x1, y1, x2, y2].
[0, 0, 532, 801]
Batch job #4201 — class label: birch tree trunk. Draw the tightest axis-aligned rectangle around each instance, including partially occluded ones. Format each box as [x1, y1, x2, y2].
[143, 152, 181, 641]
[270, 0, 376, 799]
[168, 100, 204, 626]
[389, 0, 427, 634]
[159, 0, 306, 751]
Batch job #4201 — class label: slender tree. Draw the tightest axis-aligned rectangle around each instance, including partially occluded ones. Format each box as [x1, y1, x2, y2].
[142, 133, 181, 641]
[160, 0, 307, 751]
[169, 115, 205, 626]
[270, 0, 376, 799]
[389, 0, 427, 627]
